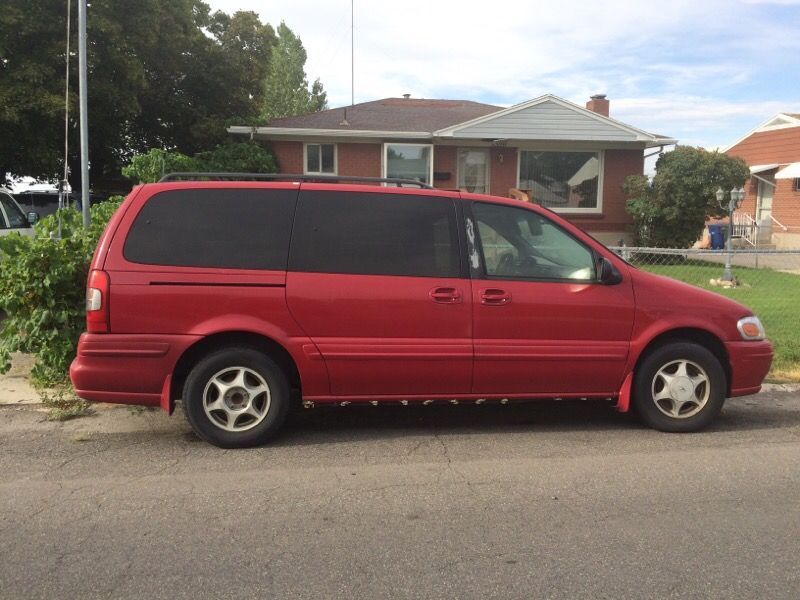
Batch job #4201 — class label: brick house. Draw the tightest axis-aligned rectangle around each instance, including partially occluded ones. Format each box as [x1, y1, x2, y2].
[725, 112, 800, 247]
[229, 94, 675, 244]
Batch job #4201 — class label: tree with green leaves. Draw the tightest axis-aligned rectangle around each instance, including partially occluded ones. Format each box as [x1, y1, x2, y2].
[261, 22, 327, 121]
[623, 146, 750, 248]
[122, 143, 278, 184]
[0, 1, 310, 189]
[0, 0, 71, 183]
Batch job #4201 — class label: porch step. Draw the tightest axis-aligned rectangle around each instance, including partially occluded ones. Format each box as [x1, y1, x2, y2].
[731, 238, 776, 250]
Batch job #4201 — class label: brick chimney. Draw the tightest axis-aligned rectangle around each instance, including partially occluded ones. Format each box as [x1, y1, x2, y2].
[586, 94, 609, 117]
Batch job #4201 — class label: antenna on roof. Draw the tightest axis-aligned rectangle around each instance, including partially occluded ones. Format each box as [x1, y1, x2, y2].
[351, 0, 354, 106]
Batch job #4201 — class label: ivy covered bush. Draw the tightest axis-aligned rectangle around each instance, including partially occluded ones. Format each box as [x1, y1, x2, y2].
[0, 198, 122, 387]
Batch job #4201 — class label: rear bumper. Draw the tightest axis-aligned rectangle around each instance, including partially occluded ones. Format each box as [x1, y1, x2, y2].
[727, 340, 773, 397]
[70, 333, 201, 407]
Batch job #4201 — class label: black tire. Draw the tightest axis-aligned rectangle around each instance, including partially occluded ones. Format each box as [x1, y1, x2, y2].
[633, 342, 726, 433]
[182, 346, 290, 448]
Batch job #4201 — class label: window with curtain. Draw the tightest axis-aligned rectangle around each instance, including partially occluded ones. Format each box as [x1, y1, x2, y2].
[518, 151, 601, 211]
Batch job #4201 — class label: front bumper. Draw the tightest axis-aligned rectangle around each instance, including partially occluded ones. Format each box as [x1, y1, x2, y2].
[70, 332, 201, 407]
[726, 339, 774, 397]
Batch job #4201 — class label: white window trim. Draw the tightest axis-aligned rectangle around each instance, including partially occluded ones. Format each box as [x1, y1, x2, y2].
[303, 142, 337, 175]
[516, 149, 604, 214]
[382, 143, 434, 185]
[456, 147, 491, 194]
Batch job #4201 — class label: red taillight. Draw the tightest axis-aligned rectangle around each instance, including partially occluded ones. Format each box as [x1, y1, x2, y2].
[86, 269, 110, 333]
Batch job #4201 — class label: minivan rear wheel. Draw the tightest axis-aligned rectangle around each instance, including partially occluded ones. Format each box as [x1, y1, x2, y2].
[182, 347, 289, 448]
[633, 342, 726, 432]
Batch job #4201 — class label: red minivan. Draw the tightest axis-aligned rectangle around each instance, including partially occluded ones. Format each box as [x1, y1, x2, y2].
[70, 175, 773, 447]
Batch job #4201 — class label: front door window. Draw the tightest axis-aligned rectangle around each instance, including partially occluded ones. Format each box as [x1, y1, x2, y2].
[458, 149, 489, 194]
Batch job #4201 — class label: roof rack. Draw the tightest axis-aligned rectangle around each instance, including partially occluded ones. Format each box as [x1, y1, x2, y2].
[158, 172, 434, 189]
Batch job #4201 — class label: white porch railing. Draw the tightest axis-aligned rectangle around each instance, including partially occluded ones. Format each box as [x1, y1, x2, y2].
[770, 215, 789, 232]
[732, 212, 758, 246]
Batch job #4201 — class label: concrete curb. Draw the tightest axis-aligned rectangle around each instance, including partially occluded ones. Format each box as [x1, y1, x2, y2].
[762, 382, 800, 393]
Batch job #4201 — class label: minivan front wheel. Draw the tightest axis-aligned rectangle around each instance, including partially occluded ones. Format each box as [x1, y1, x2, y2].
[633, 342, 726, 432]
[183, 347, 289, 448]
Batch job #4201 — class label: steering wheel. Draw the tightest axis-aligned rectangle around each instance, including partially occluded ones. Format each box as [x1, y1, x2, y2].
[497, 252, 516, 275]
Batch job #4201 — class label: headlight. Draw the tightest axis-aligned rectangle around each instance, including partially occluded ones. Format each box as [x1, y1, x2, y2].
[737, 316, 766, 341]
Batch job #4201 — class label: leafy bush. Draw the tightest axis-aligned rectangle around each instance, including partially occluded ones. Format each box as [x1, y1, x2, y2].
[0, 198, 123, 388]
[121, 149, 198, 184]
[123, 142, 278, 184]
[194, 142, 278, 173]
[623, 146, 750, 248]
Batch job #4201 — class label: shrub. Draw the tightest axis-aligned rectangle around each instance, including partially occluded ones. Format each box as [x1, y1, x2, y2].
[623, 146, 750, 248]
[121, 149, 198, 184]
[0, 198, 123, 388]
[123, 142, 278, 184]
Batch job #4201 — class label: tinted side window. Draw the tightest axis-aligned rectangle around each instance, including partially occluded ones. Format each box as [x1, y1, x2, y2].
[123, 188, 297, 270]
[473, 202, 595, 281]
[290, 191, 460, 277]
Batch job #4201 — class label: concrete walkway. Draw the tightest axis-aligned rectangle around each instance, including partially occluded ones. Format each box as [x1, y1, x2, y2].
[0, 353, 41, 405]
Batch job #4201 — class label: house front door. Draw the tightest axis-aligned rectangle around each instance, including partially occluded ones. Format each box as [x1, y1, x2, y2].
[457, 149, 490, 194]
[756, 178, 774, 225]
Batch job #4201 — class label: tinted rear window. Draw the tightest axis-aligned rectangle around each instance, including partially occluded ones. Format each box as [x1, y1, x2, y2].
[289, 190, 460, 277]
[123, 188, 296, 270]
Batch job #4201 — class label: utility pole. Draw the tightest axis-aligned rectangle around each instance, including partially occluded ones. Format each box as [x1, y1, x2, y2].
[78, 0, 90, 228]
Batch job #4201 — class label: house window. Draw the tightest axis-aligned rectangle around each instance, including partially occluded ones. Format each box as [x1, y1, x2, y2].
[305, 143, 336, 174]
[518, 150, 603, 212]
[794, 178, 800, 192]
[383, 143, 433, 185]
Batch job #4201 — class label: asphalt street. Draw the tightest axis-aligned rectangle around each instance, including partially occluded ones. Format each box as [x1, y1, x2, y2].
[1, 390, 799, 599]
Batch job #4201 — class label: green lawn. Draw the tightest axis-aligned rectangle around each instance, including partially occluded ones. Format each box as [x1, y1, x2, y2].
[638, 260, 800, 379]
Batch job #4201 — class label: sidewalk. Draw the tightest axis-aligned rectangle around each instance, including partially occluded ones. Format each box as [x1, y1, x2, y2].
[0, 353, 43, 405]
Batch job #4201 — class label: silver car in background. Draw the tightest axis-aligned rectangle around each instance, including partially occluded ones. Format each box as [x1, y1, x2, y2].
[0, 188, 36, 237]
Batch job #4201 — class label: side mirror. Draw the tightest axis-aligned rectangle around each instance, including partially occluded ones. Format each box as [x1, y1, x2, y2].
[598, 256, 622, 285]
[27, 211, 39, 225]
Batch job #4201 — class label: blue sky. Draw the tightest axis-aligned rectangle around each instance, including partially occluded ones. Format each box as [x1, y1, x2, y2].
[213, 0, 800, 150]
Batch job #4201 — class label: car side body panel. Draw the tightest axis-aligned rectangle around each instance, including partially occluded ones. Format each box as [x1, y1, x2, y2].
[70, 181, 774, 413]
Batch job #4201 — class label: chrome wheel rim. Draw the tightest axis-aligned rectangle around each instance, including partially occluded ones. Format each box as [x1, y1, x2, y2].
[202, 367, 271, 432]
[651, 359, 710, 419]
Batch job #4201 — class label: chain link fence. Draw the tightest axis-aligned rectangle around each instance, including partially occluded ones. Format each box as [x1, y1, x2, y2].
[609, 247, 800, 379]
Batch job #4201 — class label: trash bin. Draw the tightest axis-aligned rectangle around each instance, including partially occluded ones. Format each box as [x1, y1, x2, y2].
[708, 224, 725, 249]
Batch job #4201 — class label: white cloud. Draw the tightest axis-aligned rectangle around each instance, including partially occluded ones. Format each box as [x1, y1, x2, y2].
[207, 0, 800, 147]
[613, 96, 800, 146]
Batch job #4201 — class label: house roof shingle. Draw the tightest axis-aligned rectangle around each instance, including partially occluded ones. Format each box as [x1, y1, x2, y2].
[266, 97, 502, 132]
